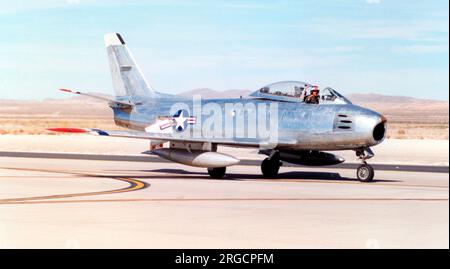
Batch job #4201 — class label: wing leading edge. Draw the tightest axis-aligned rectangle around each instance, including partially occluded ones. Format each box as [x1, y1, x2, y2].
[46, 128, 294, 149]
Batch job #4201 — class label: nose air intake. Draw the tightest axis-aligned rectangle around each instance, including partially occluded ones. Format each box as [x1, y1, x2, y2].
[373, 116, 387, 141]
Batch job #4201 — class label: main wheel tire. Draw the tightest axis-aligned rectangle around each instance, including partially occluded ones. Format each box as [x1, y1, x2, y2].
[261, 158, 280, 178]
[357, 163, 375, 182]
[207, 167, 226, 179]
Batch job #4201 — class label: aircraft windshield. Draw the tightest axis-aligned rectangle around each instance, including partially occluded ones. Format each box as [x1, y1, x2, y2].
[321, 87, 352, 104]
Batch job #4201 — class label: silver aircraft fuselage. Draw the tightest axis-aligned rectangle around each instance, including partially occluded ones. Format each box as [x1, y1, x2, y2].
[53, 33, 388, 181]
[112, 96, 387, 151]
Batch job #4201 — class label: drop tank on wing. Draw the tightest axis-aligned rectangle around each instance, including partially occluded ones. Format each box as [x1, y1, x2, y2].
[150, 148, 240, 168]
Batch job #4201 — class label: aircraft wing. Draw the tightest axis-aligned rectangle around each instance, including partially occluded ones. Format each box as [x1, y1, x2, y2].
[47, 128, 294, 149]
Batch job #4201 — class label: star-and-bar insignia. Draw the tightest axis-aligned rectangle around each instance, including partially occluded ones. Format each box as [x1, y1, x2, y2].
[159, 110, 196, 132]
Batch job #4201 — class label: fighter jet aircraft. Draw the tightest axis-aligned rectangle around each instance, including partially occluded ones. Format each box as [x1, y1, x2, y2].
[50, 33, 387, 182]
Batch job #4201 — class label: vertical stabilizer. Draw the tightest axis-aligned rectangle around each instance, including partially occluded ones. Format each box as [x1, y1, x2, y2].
[104, 33, 156, 100]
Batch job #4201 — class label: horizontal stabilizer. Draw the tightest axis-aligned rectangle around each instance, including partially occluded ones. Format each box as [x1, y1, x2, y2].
[59, 88, 133, 108]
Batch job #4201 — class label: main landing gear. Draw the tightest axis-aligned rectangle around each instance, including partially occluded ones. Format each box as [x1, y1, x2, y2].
[207, 167, 226, 179]
[355, 147, 375, 182]
[261, 151, 282, 178]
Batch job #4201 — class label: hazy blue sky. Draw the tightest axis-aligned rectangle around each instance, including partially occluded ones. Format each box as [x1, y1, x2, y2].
[0, 0, 448, 100]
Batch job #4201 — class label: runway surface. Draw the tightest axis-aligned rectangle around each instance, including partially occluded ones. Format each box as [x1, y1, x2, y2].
[1, 151, 448, 173]
[0, 153, 448, 248]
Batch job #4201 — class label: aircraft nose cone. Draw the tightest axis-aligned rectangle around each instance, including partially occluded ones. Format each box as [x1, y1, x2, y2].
[350, 106, 387, 145]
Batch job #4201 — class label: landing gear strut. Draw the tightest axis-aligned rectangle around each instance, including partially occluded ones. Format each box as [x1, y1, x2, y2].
[261, 151, 282, 178]
[355, 147, 375, 182]
[207, 167, 226, 179]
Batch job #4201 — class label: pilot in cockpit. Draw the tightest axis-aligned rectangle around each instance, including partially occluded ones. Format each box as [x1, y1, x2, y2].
[305, 86, 320, 104]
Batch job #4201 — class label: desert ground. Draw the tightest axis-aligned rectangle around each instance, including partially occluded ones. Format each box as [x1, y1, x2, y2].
[0, 135, 448, 166]
[0, 92, 448, 165]
[0, 93, 448, 249]
[0, 92, 448, 139]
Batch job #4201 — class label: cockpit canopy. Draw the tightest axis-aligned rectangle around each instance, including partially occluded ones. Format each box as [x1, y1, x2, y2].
[249, 81, 351, 104]
[258, 81, 311, 98]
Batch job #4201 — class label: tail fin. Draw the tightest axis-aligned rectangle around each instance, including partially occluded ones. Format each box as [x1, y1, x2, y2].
[104, 33, 156, 100]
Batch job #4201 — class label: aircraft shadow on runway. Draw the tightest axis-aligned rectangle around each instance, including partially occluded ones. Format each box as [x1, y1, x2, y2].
[104, 168, 398, 183]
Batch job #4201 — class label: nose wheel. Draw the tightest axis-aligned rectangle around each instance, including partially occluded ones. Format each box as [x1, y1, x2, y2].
[355, 147, 375, 182]
[357, 163, 374, 182]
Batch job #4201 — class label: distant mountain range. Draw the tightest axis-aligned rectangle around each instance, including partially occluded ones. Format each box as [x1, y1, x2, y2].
[345, 93, 442, 104]
[176, 89, 448, 123]
[178, 88, 446, 104]
[178, 88, 252, 99]
[0, 89, 448, 123]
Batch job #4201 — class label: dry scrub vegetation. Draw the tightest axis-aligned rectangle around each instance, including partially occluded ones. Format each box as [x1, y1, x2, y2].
[386, 123, 448, 140]
[0, 96, 448, 140]
[0, 98, 126, 135]
[0, 118, 124, 135]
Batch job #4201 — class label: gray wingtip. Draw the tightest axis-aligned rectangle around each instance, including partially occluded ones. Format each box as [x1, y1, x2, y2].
[116, 33, 126, 45]
[104, 32, 126, 47]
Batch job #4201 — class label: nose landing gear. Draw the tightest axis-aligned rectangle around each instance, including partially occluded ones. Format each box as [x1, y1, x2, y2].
[355, 147, 375, 182]
[357, 163, 375, 182]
